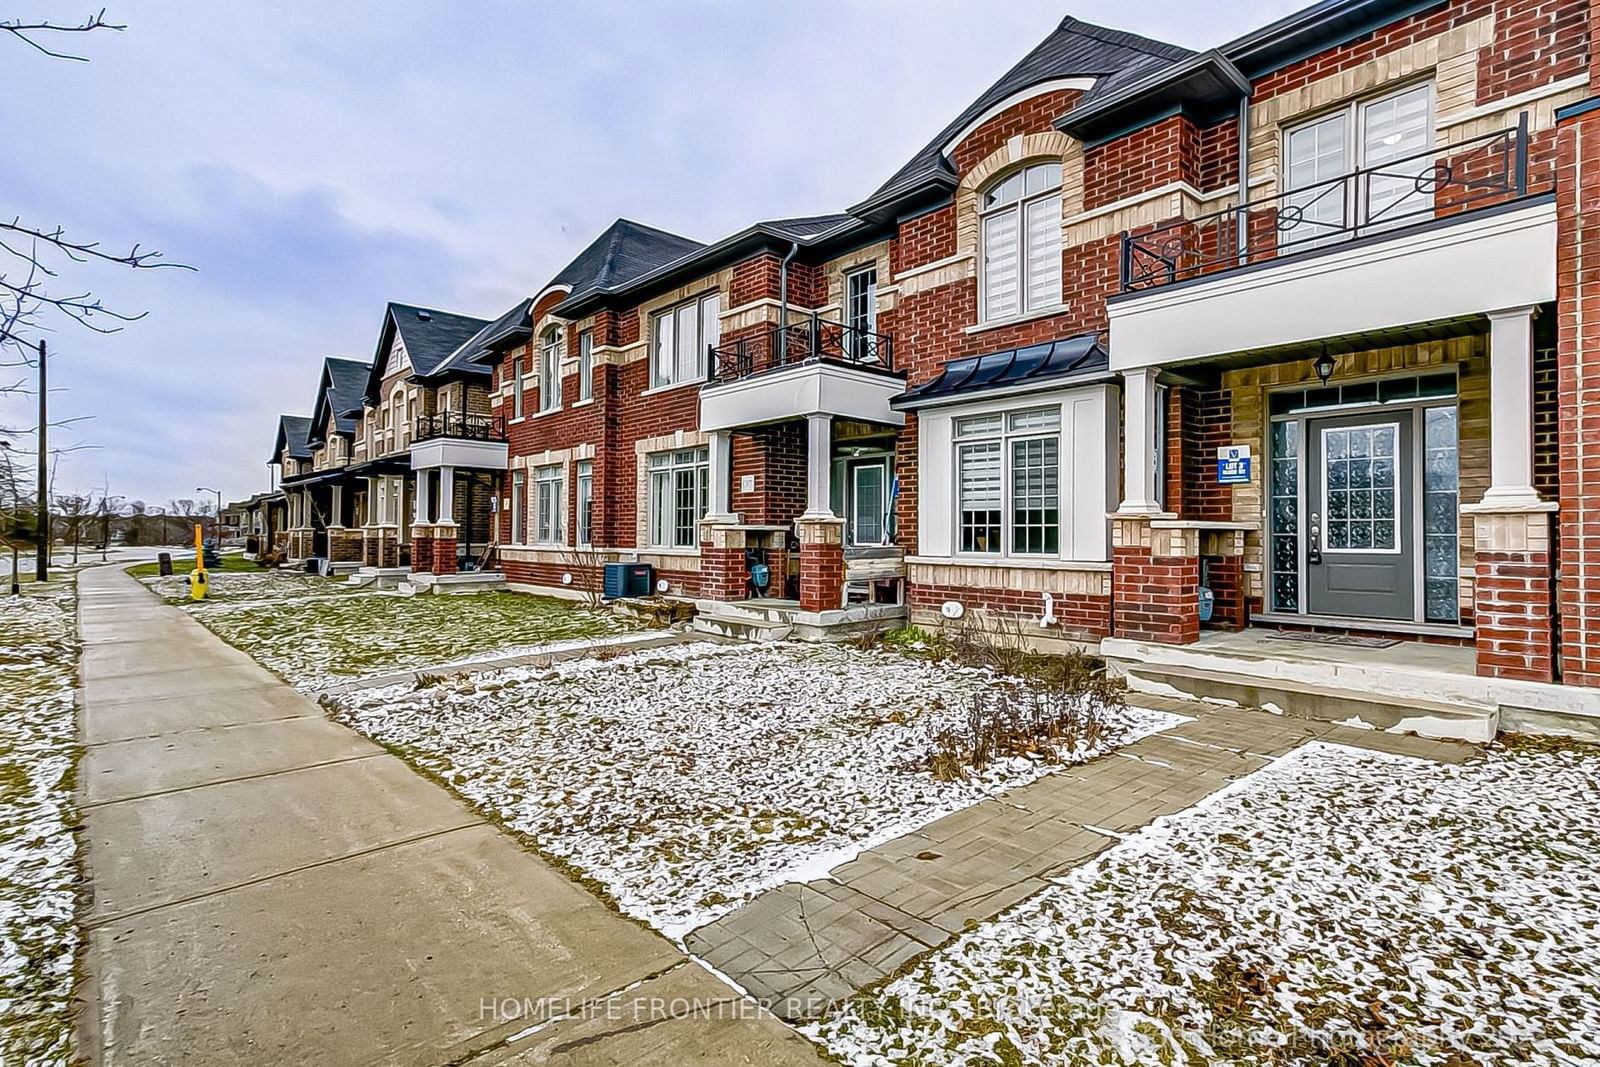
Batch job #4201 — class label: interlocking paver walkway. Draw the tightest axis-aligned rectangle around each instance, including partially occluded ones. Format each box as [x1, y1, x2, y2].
[687, 693, 1478, 1021]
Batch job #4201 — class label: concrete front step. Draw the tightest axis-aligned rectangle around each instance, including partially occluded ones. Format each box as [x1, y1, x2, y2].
[692, 614, 794, 642]
[1110, 657, 1498, 743]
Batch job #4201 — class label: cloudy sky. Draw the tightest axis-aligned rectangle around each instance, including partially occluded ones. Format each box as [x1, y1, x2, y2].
[3, 0, 1302, 508]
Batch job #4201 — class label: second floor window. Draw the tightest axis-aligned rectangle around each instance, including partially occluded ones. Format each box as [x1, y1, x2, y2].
[845, 268, 878, 362]
[651, 293, 720, 389]
[648, 447, 707, 548]
[578, 329, 594, 402]
[980, 162, 1062, 322]
[539, 327, 561, 413]
[511, 355, 524, 418]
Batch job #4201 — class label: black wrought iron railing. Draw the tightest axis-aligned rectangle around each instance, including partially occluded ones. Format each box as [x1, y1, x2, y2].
[413, 412, 506, 443]
[1120, 114, 1537, 293]
[707, 312, 894, 384]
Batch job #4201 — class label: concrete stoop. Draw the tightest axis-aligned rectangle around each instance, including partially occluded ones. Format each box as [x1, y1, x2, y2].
[351, 566, 411, 590]
[691, 598, 908, 644]
[404, 571, 507, 595]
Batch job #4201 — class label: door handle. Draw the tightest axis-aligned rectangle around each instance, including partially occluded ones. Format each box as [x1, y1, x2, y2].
[1308, 512, 1323, 566]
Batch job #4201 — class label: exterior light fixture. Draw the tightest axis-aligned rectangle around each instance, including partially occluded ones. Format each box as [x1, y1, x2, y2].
[1313, 347, 1336, 385]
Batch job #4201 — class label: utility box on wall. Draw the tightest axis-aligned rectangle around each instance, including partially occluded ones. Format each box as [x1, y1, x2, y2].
[602, 562, 654, 599]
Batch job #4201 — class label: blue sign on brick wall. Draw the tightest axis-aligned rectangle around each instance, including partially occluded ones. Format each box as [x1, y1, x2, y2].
[1217, 444, 1252, 485]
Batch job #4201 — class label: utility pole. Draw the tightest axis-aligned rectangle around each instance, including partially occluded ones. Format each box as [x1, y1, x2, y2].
[36, 339, 48, 584]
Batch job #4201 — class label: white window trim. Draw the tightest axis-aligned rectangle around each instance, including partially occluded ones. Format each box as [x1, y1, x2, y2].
[575, 459, 593, 548]
[539, 328, 563, 414]
[646, 446, 709, 549]
[977, 162, 1063, 325]
[578, 329, 594, 402]
[649, 291, 720, 391]
[952, 404, 1063, 561]
[532, 463, 565, 546]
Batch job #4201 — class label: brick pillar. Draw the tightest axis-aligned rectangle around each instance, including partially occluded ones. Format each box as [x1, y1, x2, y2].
[698, 522, 748, 601]
[409, 525, 433, 573]
[1472, 507, 1558, 682]
[361, 528, 376, 567]
[1200, 528, 1248, 631]
[376, 527, 400, 569]
[327, 527, 363, 563]
[1112, 515, 1201, 644]
[1557, 96, 1600, 685]
[431, 526, 458, 576]
[798, 516, 846, 613]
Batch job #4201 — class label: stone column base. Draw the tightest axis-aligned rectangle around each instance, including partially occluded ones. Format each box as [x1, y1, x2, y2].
[1112, 514, 1200, 644]
[371, 526, 400, 569]
[410, 525, 435, 574]
[698, 521, 749, 601]
[797, 516, 846, 613]
[327, 526, 363, 564]
[1468, 503, 1557, 682]
[431, 525, 458, 576]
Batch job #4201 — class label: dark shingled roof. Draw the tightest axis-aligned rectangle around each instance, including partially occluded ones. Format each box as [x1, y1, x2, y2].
[272, 414, 313, 464]
[426, 298, 535, 379]
[549, 219, 705, 305]
[854, 17, 1191, 215]
[311, 357, 371, 436]
[382, 302, 491, 378]
[892, 333, 1111, 409]
[758, 213, 860, 240]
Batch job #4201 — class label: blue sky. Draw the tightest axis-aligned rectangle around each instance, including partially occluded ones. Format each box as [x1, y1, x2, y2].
[2, 0, 1301, 508]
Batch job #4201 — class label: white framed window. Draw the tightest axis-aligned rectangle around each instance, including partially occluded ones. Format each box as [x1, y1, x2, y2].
[534, 464, 564, 545]
[539, 327, 562, 412]
[578, 329, 594, 402]
[845, 267, 878, 362]
[575, 459, 593, 546]
[1282, 80, 1433, 247]
[650, 292, 720, 389]
[979, 162, 1062, 321]
[511, 355, 524, 419]
[954, 406, 1061, 556]
[510, 470, 526, 544]
[648, 447, 708, 548]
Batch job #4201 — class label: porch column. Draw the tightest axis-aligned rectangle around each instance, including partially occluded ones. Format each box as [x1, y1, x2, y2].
[329, 484, 344, 528]
[1117, 367, 1164, 514]
[1482, 305, 1542, 509]
[414, 469, 432, 525]
[706, 430, 736, 522]
[437, 466, 456, 526]
[803, 414, 833, 518]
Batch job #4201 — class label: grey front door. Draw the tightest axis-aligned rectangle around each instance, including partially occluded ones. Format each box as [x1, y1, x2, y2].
[1306, 411, 1414, 620]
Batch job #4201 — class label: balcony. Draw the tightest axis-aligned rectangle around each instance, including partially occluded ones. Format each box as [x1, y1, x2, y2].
[1106, 115, 1556, 371]
[409, 411, 508, 471]
[700, 314, 906, 431]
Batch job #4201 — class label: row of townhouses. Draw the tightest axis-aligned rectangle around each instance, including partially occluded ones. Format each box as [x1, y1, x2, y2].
[257, 0, 1600, 723]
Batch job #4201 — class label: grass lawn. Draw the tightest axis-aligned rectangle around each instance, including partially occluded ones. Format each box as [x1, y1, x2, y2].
[188, 585, 650, 689]
[807, 737, 1600, 1067]
[126, 551, 260, 579]
[0, 576, 79, 1066]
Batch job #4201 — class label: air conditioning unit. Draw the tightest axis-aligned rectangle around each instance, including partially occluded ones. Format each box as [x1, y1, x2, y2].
[603, 562, 654, 599]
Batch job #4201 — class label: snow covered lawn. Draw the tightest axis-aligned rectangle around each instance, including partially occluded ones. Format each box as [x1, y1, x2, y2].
[0, 578, 80, 1066]
[808, 738, 1600, 1067]
[328, 641, 1179, 938]
[141, 568, 356, 604]
[186, 587, 650, 690]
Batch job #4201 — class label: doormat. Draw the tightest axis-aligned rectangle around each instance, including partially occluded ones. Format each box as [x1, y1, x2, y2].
[1263, 630, 1401, 649]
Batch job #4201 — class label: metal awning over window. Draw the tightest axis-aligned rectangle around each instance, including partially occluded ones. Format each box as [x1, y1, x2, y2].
[892, 332, 1111, 410]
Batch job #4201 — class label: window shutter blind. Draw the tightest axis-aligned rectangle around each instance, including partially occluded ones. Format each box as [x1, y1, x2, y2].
[982, 212, 1019, 319]
[1024, 195, 1062, 312]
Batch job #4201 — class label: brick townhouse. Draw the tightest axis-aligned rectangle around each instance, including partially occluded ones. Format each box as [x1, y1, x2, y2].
[263, 0, 1600, 732]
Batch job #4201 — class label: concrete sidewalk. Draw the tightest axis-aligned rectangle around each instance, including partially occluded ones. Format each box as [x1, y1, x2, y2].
[73, 566, 821, 1066]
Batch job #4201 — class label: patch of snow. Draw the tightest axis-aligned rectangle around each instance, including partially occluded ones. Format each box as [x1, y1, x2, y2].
[806, 739, 1600, 1067]
[328, 641, 1180, 939]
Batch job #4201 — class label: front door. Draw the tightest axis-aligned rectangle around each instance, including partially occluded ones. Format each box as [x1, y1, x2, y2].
[848, 459, 889, 547]
[1306, 411, 1413, 620]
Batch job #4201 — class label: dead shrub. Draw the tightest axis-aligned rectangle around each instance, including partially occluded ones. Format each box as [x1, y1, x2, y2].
[413, 672, 447, 690]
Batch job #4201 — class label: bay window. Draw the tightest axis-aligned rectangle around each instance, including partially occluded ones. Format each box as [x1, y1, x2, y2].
[650, 292, 720, 389]
[534, 464, 564, 545]
[648, 447, 708, 548]
[979, 162, 1062, 321]
[955, 406, 1061, 556]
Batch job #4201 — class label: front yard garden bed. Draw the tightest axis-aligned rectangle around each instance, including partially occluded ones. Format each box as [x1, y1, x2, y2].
[328, 641, 1180, 938]
[806, 737, 1600, 1067]
[0, 577, 80, 1066]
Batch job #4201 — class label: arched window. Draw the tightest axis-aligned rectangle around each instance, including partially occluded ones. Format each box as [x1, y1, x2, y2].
[539, 326, 562, 413]
[979, 161, 1062, 321]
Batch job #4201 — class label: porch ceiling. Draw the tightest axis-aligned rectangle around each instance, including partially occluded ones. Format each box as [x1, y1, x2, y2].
[1154, 314, 1488, 386]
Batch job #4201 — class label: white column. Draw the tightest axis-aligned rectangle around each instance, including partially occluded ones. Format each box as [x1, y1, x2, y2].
[1117, 366, 1165, 515]
[804, 414, 833, 518]
[300, 488, 312, 528]
[364, 477, 377, 525]
[330, 484, 344, 528]
[706, 430, 735, 521]
[1478, 305, 1544, 509]
[437, 466, 456, 525]
[414, 470, 432, 525]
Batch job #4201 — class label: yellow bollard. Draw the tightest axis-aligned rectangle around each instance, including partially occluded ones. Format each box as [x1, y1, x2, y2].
[189, 523, 208, 601]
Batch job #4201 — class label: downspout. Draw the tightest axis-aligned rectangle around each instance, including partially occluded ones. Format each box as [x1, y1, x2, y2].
[1237, 95, 1251, 264]
[778, 240, 800, 363]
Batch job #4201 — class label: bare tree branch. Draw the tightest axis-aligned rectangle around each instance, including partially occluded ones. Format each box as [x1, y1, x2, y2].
[0, 8, 123, 62]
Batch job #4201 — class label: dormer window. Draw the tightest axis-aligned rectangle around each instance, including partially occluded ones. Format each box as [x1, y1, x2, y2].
[979, 162, 1062, 322]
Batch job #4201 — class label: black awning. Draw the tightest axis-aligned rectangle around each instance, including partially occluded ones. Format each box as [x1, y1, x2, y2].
[892, 333, 1112, 410]
[345, 454, 413, 476]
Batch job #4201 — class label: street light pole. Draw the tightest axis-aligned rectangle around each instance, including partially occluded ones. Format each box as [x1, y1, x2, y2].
[36, 339, 48, 584]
